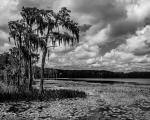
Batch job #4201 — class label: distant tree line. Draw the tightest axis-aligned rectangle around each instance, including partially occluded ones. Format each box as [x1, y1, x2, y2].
[33, 67, 150, 79]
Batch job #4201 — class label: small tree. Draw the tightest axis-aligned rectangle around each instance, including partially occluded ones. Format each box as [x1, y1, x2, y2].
[32, 7, 80, 93]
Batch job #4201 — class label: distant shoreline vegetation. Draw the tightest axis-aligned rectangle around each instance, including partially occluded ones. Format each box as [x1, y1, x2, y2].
[33, 66, 150, 79]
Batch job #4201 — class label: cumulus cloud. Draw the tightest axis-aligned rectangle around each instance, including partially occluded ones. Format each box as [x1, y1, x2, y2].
[117, 25, 150, 56]
[99, 49, 150, 72]
[127, 0, 150, 21]
[99, 25, 150, 72]
[42, 0, 150, 71]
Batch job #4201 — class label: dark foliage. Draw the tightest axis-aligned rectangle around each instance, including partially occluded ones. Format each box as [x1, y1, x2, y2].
[0, 89, 86, 102]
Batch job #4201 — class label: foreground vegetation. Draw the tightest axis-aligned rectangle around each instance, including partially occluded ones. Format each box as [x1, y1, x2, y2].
[0, 82, 86, 102]
[1, 80, 150, 120]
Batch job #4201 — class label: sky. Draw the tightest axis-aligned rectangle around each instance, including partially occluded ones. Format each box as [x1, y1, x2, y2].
[0, 0, 150, 72]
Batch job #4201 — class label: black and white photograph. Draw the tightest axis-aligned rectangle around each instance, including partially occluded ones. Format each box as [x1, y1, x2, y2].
[0, 0, 150, 119]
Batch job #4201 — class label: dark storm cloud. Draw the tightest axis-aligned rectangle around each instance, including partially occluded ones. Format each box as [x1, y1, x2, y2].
[98, 35, 128, 55]
[133, 48, 150, 56]
[0, 39, 6, 46]
[144, 17, 150, 26]
[17, 0, 41, 9]
[79, 24, 92, 32]
[71, 0, 127, 24]
[110, 20, 141, 37]
[0, 25, 9, 33]
[17, 0, 54, 10]
[133, 40, 150, 56]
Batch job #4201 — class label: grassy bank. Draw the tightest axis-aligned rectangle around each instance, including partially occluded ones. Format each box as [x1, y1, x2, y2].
[0, 82, 86, 102]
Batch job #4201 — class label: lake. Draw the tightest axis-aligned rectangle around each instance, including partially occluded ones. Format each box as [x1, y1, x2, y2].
[36, 78, 150, 85]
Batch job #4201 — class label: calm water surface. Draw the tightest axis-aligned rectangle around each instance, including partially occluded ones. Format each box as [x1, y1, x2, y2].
[36, 78, 150, 85]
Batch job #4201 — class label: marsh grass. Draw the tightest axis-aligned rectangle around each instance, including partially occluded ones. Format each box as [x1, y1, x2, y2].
[0, 82, 86, 102]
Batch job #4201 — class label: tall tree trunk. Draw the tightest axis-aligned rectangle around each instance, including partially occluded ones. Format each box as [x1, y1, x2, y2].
[24, 61, 28, 85]
[4, 70, 8, 85]
[28, 56, 33, 91]
[40, 48, 47, 94]
[17, 52, 21, 87]
[39, 24, 49, 94]
[18, 34, 22, 88]
[28, 38, 33, 91]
